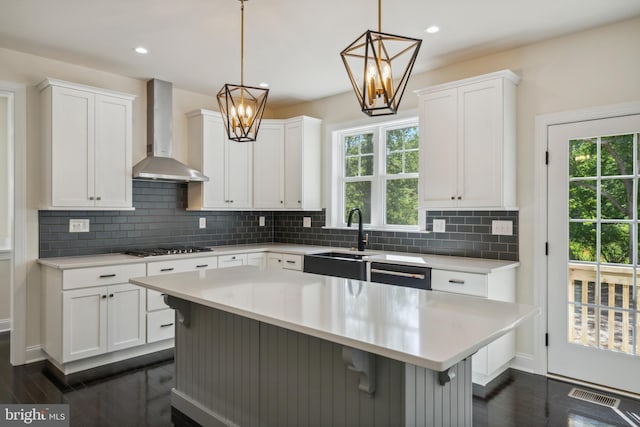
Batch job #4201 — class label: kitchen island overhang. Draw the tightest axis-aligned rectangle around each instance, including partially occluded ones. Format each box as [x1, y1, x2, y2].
[130, 266, 538, 426]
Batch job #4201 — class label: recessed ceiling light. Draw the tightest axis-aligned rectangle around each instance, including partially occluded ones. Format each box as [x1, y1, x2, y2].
[425, 26, 440, 34]
[259, 82, 269, 88]
[134, 46, 148, 54]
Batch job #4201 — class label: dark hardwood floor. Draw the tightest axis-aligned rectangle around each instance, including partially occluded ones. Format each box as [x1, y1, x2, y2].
[1, 332, 639, 426]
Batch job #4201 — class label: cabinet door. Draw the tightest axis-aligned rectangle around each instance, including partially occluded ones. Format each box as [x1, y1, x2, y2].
[226, 139, 253, 208]
[107, 283, 146, 352]
[284, 120, 303, 209]
[247, 252, 267, 268]
[253, 123, 284, 209]
[201, 115, 228, 209]
[51, 86, 95, 207]
[419, 89, 458, 208]
[218, 254, 247, 268]
[458, 79, 503, 207]
[62, 286, 107, 362]
[94, 95, 132, 208]
[267, 253, 284, 270]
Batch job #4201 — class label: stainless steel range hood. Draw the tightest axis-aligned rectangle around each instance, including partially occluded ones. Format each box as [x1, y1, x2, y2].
[133, 79, 209, 182]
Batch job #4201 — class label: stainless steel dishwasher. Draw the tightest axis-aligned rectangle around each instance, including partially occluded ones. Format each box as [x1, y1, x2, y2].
[367, 262, 431, 290]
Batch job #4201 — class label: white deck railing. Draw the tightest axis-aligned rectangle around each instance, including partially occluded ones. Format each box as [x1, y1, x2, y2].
[568, 263, 638, 354]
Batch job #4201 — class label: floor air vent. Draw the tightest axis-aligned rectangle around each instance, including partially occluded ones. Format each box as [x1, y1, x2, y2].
[568, 387, 621, 408]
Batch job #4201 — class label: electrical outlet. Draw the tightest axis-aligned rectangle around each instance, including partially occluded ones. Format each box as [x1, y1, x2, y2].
[433, 219, 446, 233]
[69, 219, 90, 233]
[303, 217, 312, 228]
[492, 220, 513, 236]
[199, 217, 206, 229]
[259, 216, 265, 227]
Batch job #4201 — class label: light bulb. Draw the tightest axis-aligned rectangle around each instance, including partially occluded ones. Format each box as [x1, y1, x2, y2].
[382, 62, 393, 100]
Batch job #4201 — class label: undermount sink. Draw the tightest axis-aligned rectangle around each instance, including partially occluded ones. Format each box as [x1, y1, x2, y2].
[303, 251, 368, 280]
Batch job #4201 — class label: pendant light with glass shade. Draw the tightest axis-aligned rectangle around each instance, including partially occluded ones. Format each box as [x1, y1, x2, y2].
[217, 0, 268, 142]
[340, 0, 422, 116]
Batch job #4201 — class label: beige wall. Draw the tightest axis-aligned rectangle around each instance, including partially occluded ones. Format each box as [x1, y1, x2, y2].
[0, 16, 638, 359]
[0, 259, 9, 324]
[274, 16, 640, 357]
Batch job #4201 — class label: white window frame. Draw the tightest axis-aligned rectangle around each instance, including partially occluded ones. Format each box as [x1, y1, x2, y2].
[330, 117, 419, 231]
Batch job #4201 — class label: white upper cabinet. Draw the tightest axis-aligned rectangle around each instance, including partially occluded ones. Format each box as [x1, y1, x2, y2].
[416, 70, 519, 210]
[39, 78, 134, 209]
[188, 110, 321, 211]
[187, 109, 253, 210]
[253, 121, 285, 209]
[252, 116, 322, 210]
[284, 116, 322, 210]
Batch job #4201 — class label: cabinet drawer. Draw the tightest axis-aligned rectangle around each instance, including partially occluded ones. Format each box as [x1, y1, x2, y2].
[282, 254, 303, 271]
[218, 253, 247, 268]
[431, 269, 488, 298]
[147, 256, 218, 275]
[147, 289, 169, 311]
[63, 263, 146, 290]
[147, 309, 175, 343]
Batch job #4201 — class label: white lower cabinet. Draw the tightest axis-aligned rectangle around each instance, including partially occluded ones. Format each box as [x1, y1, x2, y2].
[218, 253, 247, 268]
[247, 252, 267, 268]
[41, 263, 148, 366]
[267, 253, 303, 271]
[146, 256, 219, 340]
[431, 267, 516, 386]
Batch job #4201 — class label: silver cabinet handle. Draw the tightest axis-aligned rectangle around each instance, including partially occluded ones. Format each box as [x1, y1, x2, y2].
[448, 279, 466, 285]
[160, 268, 174, 272]
[160, 323, 174, 328]
[195, 264, 208, 268]
[89, 196, 95, 200]
[96, 196, 101, 200]
[99, 274, 116, 278]
[371, 269, 425, 280]
[286, 260, 296, 264]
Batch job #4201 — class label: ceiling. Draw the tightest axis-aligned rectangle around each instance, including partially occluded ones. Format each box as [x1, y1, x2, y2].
[0, 0, 639, 109]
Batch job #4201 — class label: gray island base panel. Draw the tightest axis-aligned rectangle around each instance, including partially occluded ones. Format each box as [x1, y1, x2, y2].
[172, 302, 473, 427]
[129, 267, 538, 427]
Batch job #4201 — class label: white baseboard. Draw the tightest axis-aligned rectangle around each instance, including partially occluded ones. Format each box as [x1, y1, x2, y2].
[25, 345, 46, 364]
[509, 352, 535, 374]
[0, 318, 10, 333]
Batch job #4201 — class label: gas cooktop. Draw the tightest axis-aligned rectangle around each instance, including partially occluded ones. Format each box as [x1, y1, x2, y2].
[124, 246, 214, 257]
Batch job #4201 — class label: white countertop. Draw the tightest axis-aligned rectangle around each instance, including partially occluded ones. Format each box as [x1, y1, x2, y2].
[38, 243, 518, 274]
[129, 266, 537, 372]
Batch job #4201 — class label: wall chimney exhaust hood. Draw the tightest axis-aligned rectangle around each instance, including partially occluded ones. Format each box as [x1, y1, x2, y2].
[133, 79, 209, 182]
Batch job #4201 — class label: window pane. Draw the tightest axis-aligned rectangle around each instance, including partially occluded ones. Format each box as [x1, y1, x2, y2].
[345, 136, 360, 155]
[569, 138, 597, 178]
[404, 128, 419, 149]
[345, 157, 359, 177]
[387, 152, 403, 174]
[570, 180, 597, 219]
[386, 129, 403, 152]
[362, 135, 374, 154]
[601, 134, 633, 177]
[405, 151, 419, 173]
[386, 178, 418, 225]
[600, 223, 630, 264]
[344, 181, 371, 223]
[601, 178, 631, 219]
[361, 155, 374, 176]
[569, 222, 596, 262]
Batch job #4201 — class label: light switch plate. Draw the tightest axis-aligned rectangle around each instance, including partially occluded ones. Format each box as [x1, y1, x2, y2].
[492, 220, 513, 236]
[433, 219, 446, 233]
[259, 216, 265, 227]
[199, 217, 206, 229]
[303, 217, 312, 228]
[69, 219, 90, 233]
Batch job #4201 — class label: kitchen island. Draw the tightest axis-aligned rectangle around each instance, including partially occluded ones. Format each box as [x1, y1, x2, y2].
[130, 266, 537, 427]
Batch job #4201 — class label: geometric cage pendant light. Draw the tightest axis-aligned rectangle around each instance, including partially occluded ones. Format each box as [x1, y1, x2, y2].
[340, 0, 421, 117]
[217, 0, 269, 142]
